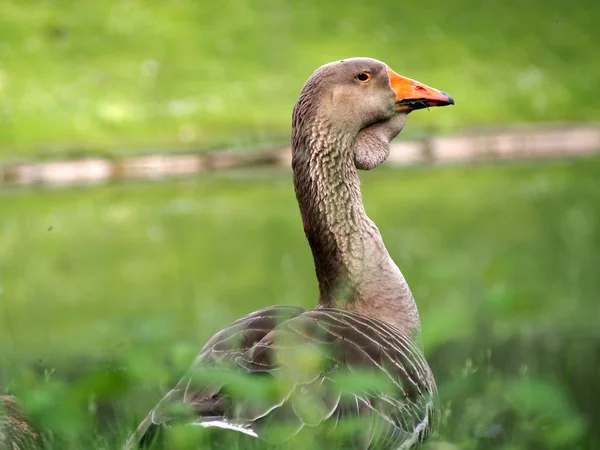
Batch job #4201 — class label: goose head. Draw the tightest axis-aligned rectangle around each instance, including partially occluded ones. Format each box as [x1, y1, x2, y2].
[292, 57, 453, 169]
[292, 58, 454, 330]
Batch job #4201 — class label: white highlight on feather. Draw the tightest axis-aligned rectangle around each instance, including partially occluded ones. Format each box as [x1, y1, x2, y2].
[398, 395, 433, 450]
[190, 420, 258, 438]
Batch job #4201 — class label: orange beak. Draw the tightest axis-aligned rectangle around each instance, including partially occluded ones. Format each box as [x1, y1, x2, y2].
[386, 66, 454, 112]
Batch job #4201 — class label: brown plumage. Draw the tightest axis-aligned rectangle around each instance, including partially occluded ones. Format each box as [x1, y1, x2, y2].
[125, 57, 453, 449]
[0, 395, 39, 450]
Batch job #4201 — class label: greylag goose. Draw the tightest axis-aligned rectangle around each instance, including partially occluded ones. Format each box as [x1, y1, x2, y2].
[0, 395, 39, 449]
[125, 57, 453, 449]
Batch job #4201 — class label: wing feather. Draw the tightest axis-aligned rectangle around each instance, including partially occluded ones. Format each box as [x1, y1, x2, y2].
[125, 306, 438, 450]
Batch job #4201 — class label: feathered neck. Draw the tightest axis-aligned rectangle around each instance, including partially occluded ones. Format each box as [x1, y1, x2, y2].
[291, 95, 421, 337]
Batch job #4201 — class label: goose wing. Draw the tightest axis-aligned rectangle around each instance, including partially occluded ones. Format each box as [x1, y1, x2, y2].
[125, 307, 438, 449]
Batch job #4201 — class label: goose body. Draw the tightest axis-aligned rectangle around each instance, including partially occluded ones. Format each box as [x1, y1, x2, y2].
[0, 395, 39, 450]
[126, 57, 453, 449]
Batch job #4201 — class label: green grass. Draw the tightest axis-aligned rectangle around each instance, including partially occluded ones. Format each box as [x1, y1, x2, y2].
[0, 0, 599, 158]
[1, 156, 599, 448]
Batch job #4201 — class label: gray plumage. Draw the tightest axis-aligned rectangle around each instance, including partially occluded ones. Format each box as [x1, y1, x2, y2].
[125, 57, 453, 449]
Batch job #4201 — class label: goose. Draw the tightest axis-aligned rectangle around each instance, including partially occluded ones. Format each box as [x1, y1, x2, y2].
[125, 57, 454, 449]
[0, 395, 39, 449]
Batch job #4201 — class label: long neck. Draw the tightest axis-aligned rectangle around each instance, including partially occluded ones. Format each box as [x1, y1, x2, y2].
[292, 116, 421, 337]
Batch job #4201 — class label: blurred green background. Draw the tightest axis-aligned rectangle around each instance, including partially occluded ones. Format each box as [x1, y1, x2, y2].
[1, 0, 600, 449]
[1, 0, 599, 157]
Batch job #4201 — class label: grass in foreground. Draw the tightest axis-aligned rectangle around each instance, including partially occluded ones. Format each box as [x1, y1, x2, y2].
[1, 156, 599, 448]
[0, 0, 599, 158]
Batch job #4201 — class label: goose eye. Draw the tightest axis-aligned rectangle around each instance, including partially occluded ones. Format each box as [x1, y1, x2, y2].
[355, 72, 371, 83]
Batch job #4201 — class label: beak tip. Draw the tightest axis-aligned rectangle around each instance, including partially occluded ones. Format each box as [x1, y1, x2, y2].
[440, 91, 455, 105]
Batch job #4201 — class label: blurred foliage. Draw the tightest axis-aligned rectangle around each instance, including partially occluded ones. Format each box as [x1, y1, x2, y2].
[0, 0, 599, 157]
[0, 156, 599, 448]
[1, 2, 600, 447]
